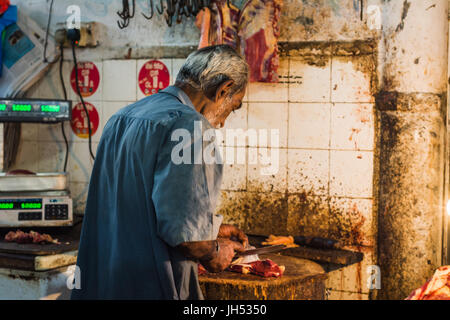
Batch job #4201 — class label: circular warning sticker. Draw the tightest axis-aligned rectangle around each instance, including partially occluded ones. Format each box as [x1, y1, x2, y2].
[70, 62, 100, 97]
[138, 60, 170, 96]
[71, 102, 99, 139]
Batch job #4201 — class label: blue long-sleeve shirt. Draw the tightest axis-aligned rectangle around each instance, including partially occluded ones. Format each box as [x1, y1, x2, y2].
[71, 86, 223, 300]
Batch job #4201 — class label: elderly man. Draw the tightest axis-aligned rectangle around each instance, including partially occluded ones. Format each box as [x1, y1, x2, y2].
[71, 45, 250, 300]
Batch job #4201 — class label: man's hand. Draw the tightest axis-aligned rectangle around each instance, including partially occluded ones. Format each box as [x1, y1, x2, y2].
[200, 238, 245, 273]
[217, 224, 248, 248]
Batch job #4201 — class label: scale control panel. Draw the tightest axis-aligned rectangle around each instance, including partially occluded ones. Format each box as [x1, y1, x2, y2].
[0, 99, 71, 123]
[0, 196, 73, 227]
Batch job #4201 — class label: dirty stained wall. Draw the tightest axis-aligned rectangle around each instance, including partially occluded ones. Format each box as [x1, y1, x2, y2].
[375, 0, 448, 300]
[10, 0, 390, 300]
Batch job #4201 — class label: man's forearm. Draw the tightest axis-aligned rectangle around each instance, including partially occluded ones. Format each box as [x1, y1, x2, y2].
[176, 240, 218, 261]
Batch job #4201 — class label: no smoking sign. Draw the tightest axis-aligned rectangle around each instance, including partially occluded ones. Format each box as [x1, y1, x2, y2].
[138, 60, 170, 96]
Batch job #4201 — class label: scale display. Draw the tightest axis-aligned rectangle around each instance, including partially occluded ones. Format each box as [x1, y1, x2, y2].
[0, 196, 72, 227]
[0, 99, 71, 122]
[0, 199, 42, 210]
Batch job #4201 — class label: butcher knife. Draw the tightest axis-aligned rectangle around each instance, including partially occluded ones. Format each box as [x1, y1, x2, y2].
[236, 244, 287, 256]
[293, 236, 340, 249]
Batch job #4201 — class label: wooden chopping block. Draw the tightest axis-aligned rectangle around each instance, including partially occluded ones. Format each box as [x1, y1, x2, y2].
[199, 253, 327, 300]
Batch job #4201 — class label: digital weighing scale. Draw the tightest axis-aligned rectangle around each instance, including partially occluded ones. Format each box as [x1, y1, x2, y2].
[0, 98, 73, 227]
[0, 173, 73, 227]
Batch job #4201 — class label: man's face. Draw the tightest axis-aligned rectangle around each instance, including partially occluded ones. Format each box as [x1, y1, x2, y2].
[203, 88, 246, 129]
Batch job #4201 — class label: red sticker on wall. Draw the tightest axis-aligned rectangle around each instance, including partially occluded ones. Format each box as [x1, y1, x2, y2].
[71, 102, 99, 139]
[138, 60, 170, 96]
[70, 62, 100, 97]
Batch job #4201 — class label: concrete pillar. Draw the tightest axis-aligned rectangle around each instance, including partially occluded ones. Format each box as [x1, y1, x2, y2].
[377, 0, 448, 299]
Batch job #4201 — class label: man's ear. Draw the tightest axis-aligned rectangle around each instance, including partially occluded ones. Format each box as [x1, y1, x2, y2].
[214, 80, 234, 102]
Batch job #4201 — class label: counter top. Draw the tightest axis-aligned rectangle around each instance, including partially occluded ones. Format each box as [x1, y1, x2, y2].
[0, 219, 82, 271]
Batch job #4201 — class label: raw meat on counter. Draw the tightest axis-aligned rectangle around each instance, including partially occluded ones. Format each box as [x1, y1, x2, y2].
[228, 258, 285, 277]
[4, 230, 60, 244]
[198, 245, 285, 278]
[406, 266, 450, 300]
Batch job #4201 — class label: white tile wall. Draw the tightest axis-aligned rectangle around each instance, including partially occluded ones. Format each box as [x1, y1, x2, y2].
[287, 149, 329, 195]
[288, 103, 331, 149]
[331, 103, 374, 151]
[289, 57, 331, 102]
[103, 60, 137, 101]
[331, 57, 374, 103]
[221, 147, 247, 191]
[68, 142, 97, 183]
[248, 147, 287, 192]
[248, 103, 288, 148]
[329, 150, 373, 198]
[248, 58, 289, 102]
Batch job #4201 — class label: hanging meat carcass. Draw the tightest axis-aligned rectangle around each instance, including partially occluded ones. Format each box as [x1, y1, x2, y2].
[237, 0, 282, 83]
[195, 0, 283, 83]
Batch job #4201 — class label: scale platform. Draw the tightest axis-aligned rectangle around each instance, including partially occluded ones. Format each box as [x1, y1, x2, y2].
[0, 173, 73, 227]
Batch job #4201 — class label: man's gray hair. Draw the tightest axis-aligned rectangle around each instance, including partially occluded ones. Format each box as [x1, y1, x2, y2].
[175, 45, 249, 99]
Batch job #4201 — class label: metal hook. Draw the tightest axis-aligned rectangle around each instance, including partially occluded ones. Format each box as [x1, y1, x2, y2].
[165, 12, 173, 26]
[176, 0, 184, 23]
[117, 18, 129, 29]
[142, 0, 154, 19]
[129, 0, 136, 18]
[117, 0, 135, 29]
[185, 0, 193, 16]
[167, 0, 176, 16]
[156, 0, 164, 14]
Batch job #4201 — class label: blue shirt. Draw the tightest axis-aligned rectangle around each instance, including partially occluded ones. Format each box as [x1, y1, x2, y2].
[71, 86, 223, 300]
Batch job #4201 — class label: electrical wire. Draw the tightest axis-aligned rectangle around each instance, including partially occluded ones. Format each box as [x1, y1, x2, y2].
[43, 0, 59, 64]
[71, 42, 96, 161]
[58, 45, 69, 172]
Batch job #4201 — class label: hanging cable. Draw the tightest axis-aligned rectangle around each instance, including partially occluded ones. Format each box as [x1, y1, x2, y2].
[58, 44, 70, 172]
[71, 40, 96, 161]
[43, 0, 59, 64]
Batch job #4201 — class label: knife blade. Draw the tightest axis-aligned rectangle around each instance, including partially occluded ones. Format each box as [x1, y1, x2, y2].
[293, 236, 340, 249]
[236, 244, 287, 256]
